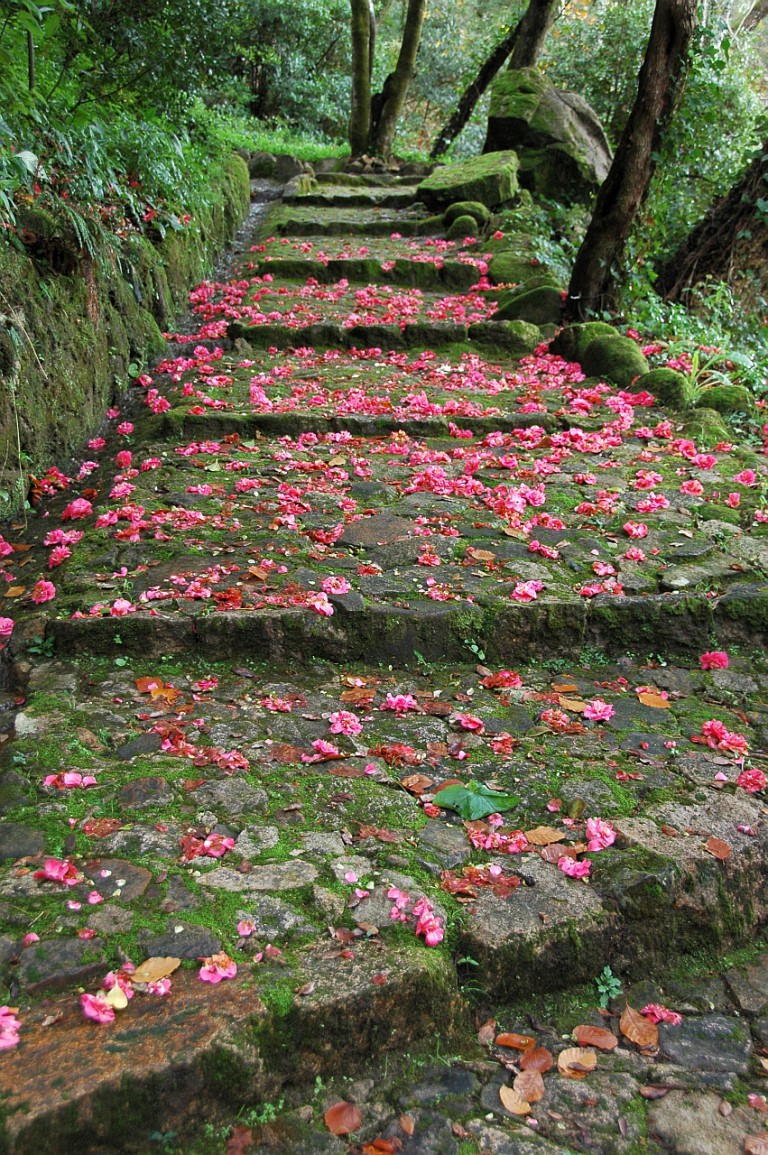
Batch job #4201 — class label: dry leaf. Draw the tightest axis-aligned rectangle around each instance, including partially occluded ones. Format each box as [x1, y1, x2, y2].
[637, 690, 671, 709]
[524, 825, 566, 847]
[495, 1032, 536, 1051]
[466, 547, 496, 562]
[719, 1100, 733, 1117]
[135, 676, 164, 694]
[557, 1047, 597, 1079]
[361, 1140, 399, 1155]
[477, 1018, 497, 1046]
[558, 696, 588, 712]
[620, 1004, 659, 1050]
[705, 836, 731, 861]
[295, 981, 315, 996]
[399, 1114, 415, 1136]
[4, 586, 25, 597]
[639, 1085, 669, 1100]
[324, 1102, 362, 1136]
[499, 1085, 531, 1115]
[745, 1136, 768, 1155]
[104, 984, 129, 1010]
[400, 773, 433, 795]
[573, 1025, 619, 1051]
[551, 681, 578, 693]
[131, 957, 181, 984]
[520, 1046, 554, 1073]
[514, 1070, 545, 1103]
[225, 1123, 254, 1155]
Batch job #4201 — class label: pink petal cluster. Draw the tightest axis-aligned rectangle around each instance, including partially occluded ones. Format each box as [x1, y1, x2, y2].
[700, 651, 729, 670]
[640, 1003, 682, 1026]
[321, 575, 351, 595]
[80, 992, 115, 1023]
[198, 951, 237, 983]
[381, 692, 419, 714]
[583, 699, 614, 722]
[43, 771, 97, 789]
[328, 710, 363, 736]
[61, 498, 93, 521]
[558, 856, 591, 880]
[34, 857, 83, 886]
[699, 719, 749, 756]
[623, 522, 648, 539]
[736, 767, 767, 794]
[30, 580, 56, 604]
[586, 817, 616, 851]
[0, 1006, 21, 1049]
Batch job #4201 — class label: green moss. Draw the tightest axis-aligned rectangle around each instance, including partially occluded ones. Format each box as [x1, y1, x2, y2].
[636, 367, 688, 410]
[548, 321, 616, 363]
[697, 383, 757, 417]
[443, 201, 491, 228]
[493, 284, 563, 325]
[581, 335, 649, 388]
[446, 214, 479, 241]
[417, 152, 519, 211]
[683, 407, 730, 447]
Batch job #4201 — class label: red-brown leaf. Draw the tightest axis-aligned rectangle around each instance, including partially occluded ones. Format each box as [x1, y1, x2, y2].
[495, 1032, 536, 1051]
[620, 1004, 659, 1050]
[225, 1124, 254, 1155]
[704, 835, 731, 861]
[520, 1046, 554, 1073]
[324, 1102, 362, 1136]
[573, 1025, 619, 1051]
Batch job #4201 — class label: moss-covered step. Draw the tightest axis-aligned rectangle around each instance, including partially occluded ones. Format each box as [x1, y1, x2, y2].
[417, 152, 519, 211]
[258, 203, 433, 238]
[243, 256, 480, 290]
[283, 186, 420, 209]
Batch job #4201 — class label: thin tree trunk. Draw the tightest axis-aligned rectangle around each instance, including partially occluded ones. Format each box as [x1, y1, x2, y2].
[564, 0, 697, 322]
[349, 0, 372, 156]
[429, 0, 559, 161]
[656, 142, 768, 301]
[741, 0, 768, 30]
[369, 0, 425, 157]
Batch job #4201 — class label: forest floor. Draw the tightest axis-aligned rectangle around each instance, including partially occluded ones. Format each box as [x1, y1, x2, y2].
[0, 173, 768, 1155]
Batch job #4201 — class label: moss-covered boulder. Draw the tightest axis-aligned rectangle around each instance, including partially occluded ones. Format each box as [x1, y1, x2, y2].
[469, 319, 541, 355]
[581, 335, 649, 388]
[415, 214, 448, 236]
[488, 242, 538, 285]
[683, 407, 730, 446]
[697, 383, 757, 417]
[484, 67, 612, 204]
[493, 285, 563, 325]
[446, 214, 479, 241]
[549, 321, 616, 363]
[636, 368, 689, 410]
[444, 201, 491, 228]
[417, 152, 519, 211]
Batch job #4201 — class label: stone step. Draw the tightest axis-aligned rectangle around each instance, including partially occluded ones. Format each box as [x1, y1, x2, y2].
[283, 186, 420, 209]
[245, 255, 481, 290]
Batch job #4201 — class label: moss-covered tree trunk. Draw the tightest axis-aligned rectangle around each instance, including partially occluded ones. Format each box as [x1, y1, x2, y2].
[656, 142, 768, 302]
[349, 0, 373, 156]
[369, 0, 425, 158]
[429, 0, 559, 161]
[564, 0, 697, 322]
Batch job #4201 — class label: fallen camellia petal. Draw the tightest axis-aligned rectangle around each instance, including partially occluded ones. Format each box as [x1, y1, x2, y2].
[324, 1101, 363, 1136]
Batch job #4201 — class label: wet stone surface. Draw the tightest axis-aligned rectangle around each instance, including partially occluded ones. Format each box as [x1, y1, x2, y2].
[2, 171, 768, 1155]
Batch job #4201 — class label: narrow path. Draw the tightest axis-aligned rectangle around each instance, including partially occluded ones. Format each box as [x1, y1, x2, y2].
[0, 170, 767, 1155]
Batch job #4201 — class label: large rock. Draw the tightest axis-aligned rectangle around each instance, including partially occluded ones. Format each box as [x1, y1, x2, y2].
[484, 67, 612, 204]
[417, 152, 519, 211]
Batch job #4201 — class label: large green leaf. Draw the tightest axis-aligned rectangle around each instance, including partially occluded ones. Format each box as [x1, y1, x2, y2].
[434, 782, 519, 821]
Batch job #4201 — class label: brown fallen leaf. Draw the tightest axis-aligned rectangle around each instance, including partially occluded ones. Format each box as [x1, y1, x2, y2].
[495, 1032, 536, 1051]
[514, 1070, 545, 1103]
[477, 1017, 497, 1046]
[361, 1140, 400, 1155]
[525, 825, 566, 846]
[4, 586, 25, 597]
[745, 1136, 768, 1155]
[719, 1100, 733, 1117]
[639, 1085, 670, 1100]
[557, 1047, 597, 1079]
[295, 981, 315, 996]
[704, 835, 731, 861]
[225, 1123, 254, 1155]
[520, 1046, 554, 1073]
[131, 956, 181, 984]
[573, 1025, 619, 1051]
[620, 1004, 659, 1050]
[558, 696, 588, 712]
[324, 1102, 362, 1136]
[400, 773, 433, 795]
[637, 691, 671, 709]
[399, 1114, 415, 1136]
[551, 681, 578, 693]
[499, 1085, 531, 1115]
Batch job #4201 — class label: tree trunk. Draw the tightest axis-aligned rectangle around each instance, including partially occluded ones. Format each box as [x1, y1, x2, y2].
[741, 0, 768, 31]
[349, 0, 372, 156]
[656, 142, 768, 301]
[369, 0, 425, 158]
[564, 0, 697, 322]
[429, 0, 558, 161]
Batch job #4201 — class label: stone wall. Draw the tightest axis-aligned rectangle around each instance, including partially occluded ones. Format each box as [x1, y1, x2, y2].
[0, 153, 250, 508]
